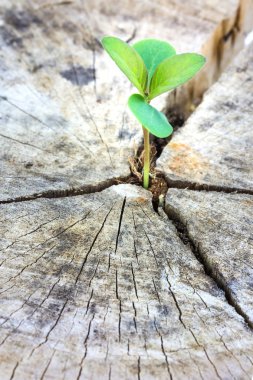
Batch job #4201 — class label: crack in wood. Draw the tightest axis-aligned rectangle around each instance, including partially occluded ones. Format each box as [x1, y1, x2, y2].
[0, 176, 130, 204]
[164, 205, 253, 330]
[163, 176, 253, 196]
[215, 328, 250, 378]
[118, 299, 122, 343]
[0, 289, 37, 327]
[0, 132, 51, 153]
[29, 298, 69, 357]
[166, 275, 186, 329]
[153, 318, 173, 380]
[75, 205, 114, 284]
[132, 301, 138, 332]
[115, 197, 126, 254]
[0, 169, 252, 208]
[76, 313, 95, 380]
[143, 228, 159, 268]
[203, 347, 223, 380]
[9, 361, 19, 380]
[137, 355, 141, 380]
[85, 289, 94, 316]
[40, 350, 56, 380]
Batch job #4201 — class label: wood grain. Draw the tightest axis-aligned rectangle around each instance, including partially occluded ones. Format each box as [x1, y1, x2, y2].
[158, 42, 253, 192]
[0, 0, 250, 201]
[0, 184, 253, 379]
[166, 188, 253, 328]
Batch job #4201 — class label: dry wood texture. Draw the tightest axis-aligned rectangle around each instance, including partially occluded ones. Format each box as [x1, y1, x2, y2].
[0, 185, 253, 379]
[165, 189, 253, 328]
[0, 0, 252, 201]
[167, 0, 253, 115]
[158, 42, 253, 193]
[1, 1, 253, 379]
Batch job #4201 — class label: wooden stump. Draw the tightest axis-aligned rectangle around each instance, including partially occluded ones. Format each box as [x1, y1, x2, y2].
[1, 185, 253, 379]
[1, 1, 253, 379]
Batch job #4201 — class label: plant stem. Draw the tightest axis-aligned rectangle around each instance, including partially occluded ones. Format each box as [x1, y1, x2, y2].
[142, 126, 150, 189]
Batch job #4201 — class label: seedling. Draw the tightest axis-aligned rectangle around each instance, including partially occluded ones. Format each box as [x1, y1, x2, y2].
[101, 36, 205, 189]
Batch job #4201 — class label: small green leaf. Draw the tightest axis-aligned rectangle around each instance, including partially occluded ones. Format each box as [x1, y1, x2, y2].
[128, 94, 173, 138]
[133, 39, 176, 86]
[101, 36, 148, 95]
[149, 53, 206, 100]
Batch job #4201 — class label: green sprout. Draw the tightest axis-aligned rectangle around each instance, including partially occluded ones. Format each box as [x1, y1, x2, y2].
[101, 36, 206, 189]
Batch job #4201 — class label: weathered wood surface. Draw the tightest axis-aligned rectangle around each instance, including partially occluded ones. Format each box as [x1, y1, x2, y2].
[165, 188, 253, 328]
[158, 42, 253, 192]
[0, 0, 251, 202]
[1, 184, 253, 379]
[1, 1, 253, 379]
[167, 0, 253, 115]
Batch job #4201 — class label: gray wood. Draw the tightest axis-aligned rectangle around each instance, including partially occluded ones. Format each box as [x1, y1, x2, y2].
[0, 184, 253, 379]
[0, 0, 250, 201]
[158, 42, 253, 192]
[1, 1, 253, 379]
[167, 0, 253, 116]
[165, 188, 253, 327]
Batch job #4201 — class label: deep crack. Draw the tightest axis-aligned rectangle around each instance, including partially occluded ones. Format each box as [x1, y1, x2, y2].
[162, 176, 253, 196]
[163, 204, 253, 331]
[0, 175, 131, 204]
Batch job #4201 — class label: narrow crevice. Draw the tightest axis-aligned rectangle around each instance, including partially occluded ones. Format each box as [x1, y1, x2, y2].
[163, 0, 252, 119]
[152, 106, 185, 159]
[150, 169, 253, 214]
[2, 169, 251, 211]
[162, 175, 253, 196]
[115, 197, 126, 253]
[163, 204, 253, 330]
[0, 175, 131, 204]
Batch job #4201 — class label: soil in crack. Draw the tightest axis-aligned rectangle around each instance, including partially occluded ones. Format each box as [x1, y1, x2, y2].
[128, 143, 168, 211]
[127, 105, 186, 210]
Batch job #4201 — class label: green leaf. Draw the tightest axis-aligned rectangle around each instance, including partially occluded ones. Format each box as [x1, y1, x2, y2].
[128, 94, 173, 138]
[149, 53, 206, 100]
[133, 39, 176, 86]
[101, 36, 148, 95]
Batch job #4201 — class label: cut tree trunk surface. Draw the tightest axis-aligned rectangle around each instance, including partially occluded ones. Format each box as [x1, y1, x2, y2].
[0, 0, 252, 202]
[0, 185, 253, 380]
[165, 189, 253, 328]
[1, 1, 253, 379]
[158, 42, 253, 193]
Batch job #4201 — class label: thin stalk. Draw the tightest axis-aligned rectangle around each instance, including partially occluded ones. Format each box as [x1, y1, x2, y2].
[142, 126, 150, 189]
